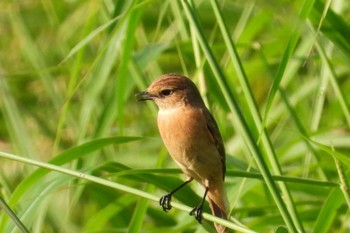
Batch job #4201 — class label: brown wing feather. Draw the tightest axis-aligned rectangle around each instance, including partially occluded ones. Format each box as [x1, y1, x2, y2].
[203, 108, 226, 180]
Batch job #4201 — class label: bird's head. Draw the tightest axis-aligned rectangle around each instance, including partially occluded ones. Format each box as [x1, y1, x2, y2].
[136, 74, 204, 109]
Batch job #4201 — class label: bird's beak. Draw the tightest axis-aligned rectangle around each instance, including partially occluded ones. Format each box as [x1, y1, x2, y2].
[135, 90, 154, 101]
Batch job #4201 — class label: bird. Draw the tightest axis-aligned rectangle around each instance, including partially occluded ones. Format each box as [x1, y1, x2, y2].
[136, 73, 229, 233]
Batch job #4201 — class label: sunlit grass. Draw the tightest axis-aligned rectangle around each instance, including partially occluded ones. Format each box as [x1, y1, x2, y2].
[0, 0, 350, 232]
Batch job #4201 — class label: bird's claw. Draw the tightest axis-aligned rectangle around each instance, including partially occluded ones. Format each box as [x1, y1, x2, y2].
[159, 194, 172, 212]
[189, 205, 203, 223]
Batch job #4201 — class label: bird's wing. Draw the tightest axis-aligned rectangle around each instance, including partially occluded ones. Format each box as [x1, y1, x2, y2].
[203, 108, 226, 180]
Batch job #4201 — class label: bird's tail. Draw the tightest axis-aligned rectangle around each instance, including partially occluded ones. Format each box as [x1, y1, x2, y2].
[208, 187, 229, 233]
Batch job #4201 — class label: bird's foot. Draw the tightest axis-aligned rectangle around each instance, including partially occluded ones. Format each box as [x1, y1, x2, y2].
[189, 204, 203, 223]
[159, 194, 172, 212]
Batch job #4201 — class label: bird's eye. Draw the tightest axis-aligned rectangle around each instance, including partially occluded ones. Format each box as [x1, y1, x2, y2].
[160, 89, 173, 97]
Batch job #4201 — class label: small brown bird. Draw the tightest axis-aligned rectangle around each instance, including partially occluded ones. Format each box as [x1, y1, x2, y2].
[136, 73, 228, 233]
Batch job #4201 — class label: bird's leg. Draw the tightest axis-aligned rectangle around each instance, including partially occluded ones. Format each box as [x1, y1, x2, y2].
[189, 186, 209, 223]
[159, 178, 193, 212]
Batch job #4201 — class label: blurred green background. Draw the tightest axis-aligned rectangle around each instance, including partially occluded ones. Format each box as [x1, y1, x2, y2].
[0, 0, 350, 232]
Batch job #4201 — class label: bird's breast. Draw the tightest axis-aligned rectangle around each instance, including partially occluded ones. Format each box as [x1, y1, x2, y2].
[157, 106, 215, 172]
[157, 106, 203, 154]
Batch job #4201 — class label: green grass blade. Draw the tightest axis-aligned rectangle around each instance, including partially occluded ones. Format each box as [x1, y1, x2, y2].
[83, 195, 136, 232]
[0, 197, 29, 233]
[263, 0, 315, 129]
[127, 186, 153, 233]
[315, 41, 350, 127]
[60, 16, 121, 64]
[333, 158, 350, 208]
[310, 0, 350, 59]
[312, 187, 344, 233]
[308, 139, 350, 168]
[116, 0, 144, 134]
